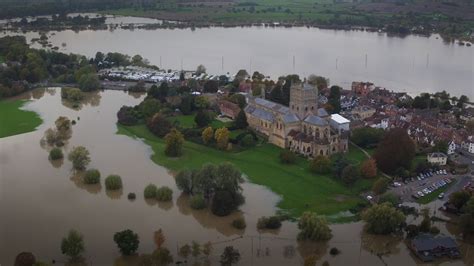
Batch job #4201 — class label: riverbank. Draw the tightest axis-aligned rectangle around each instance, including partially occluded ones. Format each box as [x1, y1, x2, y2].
[117, 123, 374, 220]
[0, 99, 42, 138]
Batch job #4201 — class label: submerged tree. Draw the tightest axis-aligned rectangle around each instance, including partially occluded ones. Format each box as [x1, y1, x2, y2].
[220, 246, 240, 266]
[113, 229, 139, 256]
[61, 229, 85, 262]
[67, 146, 91, 170]
[297, 212, 332, 241]
[362, 203, 405, 235]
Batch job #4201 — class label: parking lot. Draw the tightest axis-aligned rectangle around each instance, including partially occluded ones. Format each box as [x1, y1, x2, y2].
[389, 170, 472, 203]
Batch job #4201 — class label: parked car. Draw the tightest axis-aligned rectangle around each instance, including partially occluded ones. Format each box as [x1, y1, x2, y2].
[366, 195, 373, 201]
[438, 193, 445, 199]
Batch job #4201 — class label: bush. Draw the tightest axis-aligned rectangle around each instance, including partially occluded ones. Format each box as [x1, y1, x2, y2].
[49, 147, 63, 160]
[84, 169, 101, 184]
[128, 193, 136, 200]
[232, 218, 246, 229]
[329, 247, 340, 256]
[144, 184, 158, 199]
[372, 178, 389, 195]
[189, 194, 207, 210]
[257, 216, 282, 229]
[156, 186, 173, 201]
[105, 175, 123, 190]
[279, 150, 296, 164]
[240, 134, 255, 147]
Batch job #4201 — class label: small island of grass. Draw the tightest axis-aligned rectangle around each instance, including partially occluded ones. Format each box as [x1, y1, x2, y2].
[0, 99, 42, 138]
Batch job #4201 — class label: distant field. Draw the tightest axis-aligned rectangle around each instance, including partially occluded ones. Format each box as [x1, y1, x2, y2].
[0, 100, 42, 138]
[117, 124, 374, 219]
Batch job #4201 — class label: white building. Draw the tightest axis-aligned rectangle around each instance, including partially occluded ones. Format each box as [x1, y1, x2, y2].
[330, 114, 350, 134]
[447, 140, 457, 155]
[427, 152, 448, 166]
[461, 136, 474, 154]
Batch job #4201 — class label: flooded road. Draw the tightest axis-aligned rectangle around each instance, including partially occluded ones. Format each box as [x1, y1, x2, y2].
[0, 88, 473, 265]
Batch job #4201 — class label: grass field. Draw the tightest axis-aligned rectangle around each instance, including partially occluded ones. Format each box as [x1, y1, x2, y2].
[169, 114, 231, 129]
[117, 124, 373, 219]
[0, 100, 42, 138]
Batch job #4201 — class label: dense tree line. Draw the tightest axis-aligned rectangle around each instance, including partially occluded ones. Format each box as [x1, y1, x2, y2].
[0, 36, 100, 98]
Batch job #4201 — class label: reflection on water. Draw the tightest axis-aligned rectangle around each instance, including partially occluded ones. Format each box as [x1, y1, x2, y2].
[61, 89, 102, 111]
[0, 88, 472, 265]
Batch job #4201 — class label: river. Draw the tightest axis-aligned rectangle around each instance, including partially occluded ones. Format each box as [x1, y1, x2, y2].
[1, 88, 473, 265]
[2, 25, 473, 98]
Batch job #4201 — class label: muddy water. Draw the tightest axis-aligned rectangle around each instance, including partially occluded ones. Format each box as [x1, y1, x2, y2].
[1, 88, 472, 265]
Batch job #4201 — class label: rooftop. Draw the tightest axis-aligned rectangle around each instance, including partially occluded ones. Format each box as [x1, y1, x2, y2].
[331, 114, 350, 124]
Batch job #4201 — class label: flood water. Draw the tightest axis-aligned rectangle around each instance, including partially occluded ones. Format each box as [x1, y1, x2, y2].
[1, 88, 473, 265]
[2, 26, 473, 98]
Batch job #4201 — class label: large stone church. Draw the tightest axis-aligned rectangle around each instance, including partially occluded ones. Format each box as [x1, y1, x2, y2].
[244, 82, 350, 157]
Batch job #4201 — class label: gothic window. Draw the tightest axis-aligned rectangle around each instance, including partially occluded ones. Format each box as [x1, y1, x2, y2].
[303, 125, 307, 134]
[326, 150, 329, 155]
[332, 146, 336, 152]
[297, 107, 299, 111]
[307, 147, 311, 153]
[289, 141, 292, 146]
[320, 150, 323, 155]
[311, 106, 314, 110]
[305, 107, 308, 112]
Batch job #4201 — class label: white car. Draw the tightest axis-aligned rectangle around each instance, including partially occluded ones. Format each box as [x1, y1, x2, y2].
[366, 195, 373, 200]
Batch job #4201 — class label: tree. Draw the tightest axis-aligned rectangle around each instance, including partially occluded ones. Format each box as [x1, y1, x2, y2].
[153, 229, 165, 250]
[147, 113, 172, 138]
[156, 186, 173, 201]
[229, 94, 246, 109]
[175, 170, 194, 194]
[179, 244, 191, 259]
[234, 110, 248, 129]
[328, 86, 341, 113]
[220, 246, 240, 266]
[203, 80, 218, 93]
[194, 96, 209, 110]
[78, 73, 100, 92]
[61, 230, 84, 262]
[202, 127, 214, 145]
[457, 95, 469, 108]
[195, 110, 211, 128]
[144, 184, 158, 199]
[180, 95, 193, 115]
[418, 208, 432, 233]
[152, 247, 173, 265]
[117, 106, 139, 126]
[139, 98, 161, 118]
[307, 74, 329, 90]
[372, 178, 389, 195]
[449, 190, 471, 210]
[280, 150, 297, 164]
[202, 242, 212, 257]
[309, 155, 331, 174]
[49, 147, 63, 160]
[341, 165, 360, 185]
[466, 120, 474, 135]
[351, 127, 384, 148]
[360, 159, 377, 178]
[164, 128, 184, 157]
[362, 203, 406, 234]
[212, 190, 237, 216]
[459, 198, 474, 237]
[84, 169, 100, 184]
[191, 241, 201, 258]
[113, 229, 139, 256]
[433, 140, 448, 154]
[215, 127, 230, 150]
[196, 64, 206, 75]
[67, 146, 90, 170]
[105, 175, 123, 190]
[373, 128, 415, 174]
[297, 212, 332, 241]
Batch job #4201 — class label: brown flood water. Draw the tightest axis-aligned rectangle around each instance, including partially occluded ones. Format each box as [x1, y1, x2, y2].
[0, 88, 473, 265]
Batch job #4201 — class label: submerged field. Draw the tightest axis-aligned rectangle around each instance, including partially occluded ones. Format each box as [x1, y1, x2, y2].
[118, 124, 373, 219]
[0, 99, 42, 138]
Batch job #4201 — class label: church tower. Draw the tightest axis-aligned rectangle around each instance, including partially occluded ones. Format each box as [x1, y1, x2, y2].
[289, 82, 318, 119]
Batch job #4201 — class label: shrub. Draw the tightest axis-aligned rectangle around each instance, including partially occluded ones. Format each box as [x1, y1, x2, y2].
[84, 169, 101, 184]
[144, 184, 158, 199]
[240, 134, 255, 147]
[49, 147, 63, 160]
[105, 175, 123, 190]
[189, 194, 207, 210]
[372, 178, 389, 195]
[279, 150, 296, 164]
[329, 247, 340, 256]
[156, 186, 173, 201]
[232, 218, 246, 229]
[67, 146, 90, 170]
[309, 155, 331, 174]
[257, 216, 282, 229]
[128, 193, 136, 200]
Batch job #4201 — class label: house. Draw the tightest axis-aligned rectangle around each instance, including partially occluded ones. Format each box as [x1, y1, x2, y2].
[409, 234, 461, 262]
[447, 140, 457, 155]
[461, 136, 474, 154]
[351, 81, 374, 96]
[427, 152, 448, 166]
[218, 100, 241, 120]
[350, 105, 376, 120]
[330, 114, 350, 134]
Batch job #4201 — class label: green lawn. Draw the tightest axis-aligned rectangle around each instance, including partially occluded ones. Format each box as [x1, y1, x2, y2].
[417, 180, 456, 205]
[117, 124, 373, 219]
[169, 114, 231, 129]
[0, 100, 42, 138]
